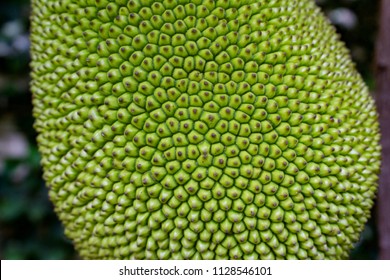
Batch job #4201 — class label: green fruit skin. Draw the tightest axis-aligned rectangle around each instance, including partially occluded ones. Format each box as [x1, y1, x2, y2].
[30, 0, 380, 259]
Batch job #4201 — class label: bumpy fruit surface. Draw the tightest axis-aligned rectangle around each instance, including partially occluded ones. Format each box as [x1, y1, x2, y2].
[30, 0, 381, 260]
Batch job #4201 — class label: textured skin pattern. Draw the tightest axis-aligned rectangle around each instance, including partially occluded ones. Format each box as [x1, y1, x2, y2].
[30, 0, 381, 259]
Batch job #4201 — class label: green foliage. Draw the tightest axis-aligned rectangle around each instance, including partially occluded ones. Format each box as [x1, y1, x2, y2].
[0, 149, 76, 259]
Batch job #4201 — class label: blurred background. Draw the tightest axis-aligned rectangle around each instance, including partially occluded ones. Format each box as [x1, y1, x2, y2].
[0, 0, 381, 259]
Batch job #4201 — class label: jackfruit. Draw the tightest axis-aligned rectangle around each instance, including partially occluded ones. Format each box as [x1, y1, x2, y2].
[30, 0, 381, 260]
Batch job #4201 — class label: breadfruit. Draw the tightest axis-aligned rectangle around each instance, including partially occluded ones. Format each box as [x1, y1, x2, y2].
[30, 0, 381, 260]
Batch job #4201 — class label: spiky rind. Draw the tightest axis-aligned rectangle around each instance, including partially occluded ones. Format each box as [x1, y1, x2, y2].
[30, 0, 381, 260]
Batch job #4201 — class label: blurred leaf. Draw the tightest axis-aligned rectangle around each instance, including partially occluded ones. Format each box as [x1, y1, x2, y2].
[26, 198, 47, 222]
[0, 195, 25, 221]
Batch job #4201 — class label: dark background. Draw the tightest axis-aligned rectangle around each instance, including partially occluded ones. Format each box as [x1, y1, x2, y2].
[0, 0, 381, 259]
